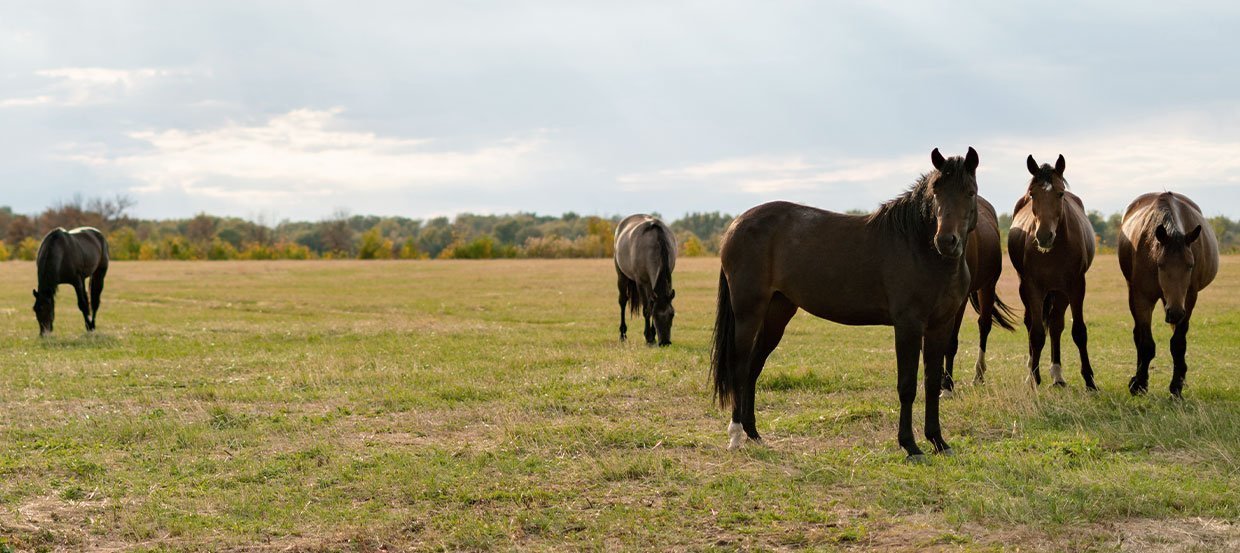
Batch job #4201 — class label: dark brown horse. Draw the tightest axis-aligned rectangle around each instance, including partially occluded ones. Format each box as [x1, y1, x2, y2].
[941, 195, 1017, 397]
[1118, 192, 1219, 397]
[614, 214, 677, 346]
[711, 147, 978, 461]
[33, 227, 110, 336]
[1008, 155, 1096, 389]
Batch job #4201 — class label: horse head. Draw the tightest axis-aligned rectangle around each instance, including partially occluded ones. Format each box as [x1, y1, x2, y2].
[32, 289, 54, 335]
[653, 288, 675, 346]
[1025, 154, 1068, 253]
[928, 147, 980, 259]
[1153, 223, 1203, 325]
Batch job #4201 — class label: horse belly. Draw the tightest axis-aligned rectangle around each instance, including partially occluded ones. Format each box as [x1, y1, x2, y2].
[781, 279, 891, 326]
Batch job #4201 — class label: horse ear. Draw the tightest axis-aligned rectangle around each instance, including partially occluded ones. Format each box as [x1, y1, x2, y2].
[1055, 154, 1066, 175]
[1154, 225, 1169, 245]
[1186, 225, 1202, 245]
[965, 147, 979, 171]
[1026, 155, 1039, 176]
[930, 148, 945, 170]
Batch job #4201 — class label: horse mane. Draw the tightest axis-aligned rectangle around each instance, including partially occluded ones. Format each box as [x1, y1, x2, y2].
[649, 223, 674, 300]
[36, 228, 68, 297]
[1149, 193, 1188, 247]
[865, 161, 954, 238]
[1029, 164, 1070, 191]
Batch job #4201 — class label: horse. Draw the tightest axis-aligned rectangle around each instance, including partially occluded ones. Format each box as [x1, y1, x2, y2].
[33, 227, 110, 336]
[1117, 192, 1219, 397]
[614, 214, 677, 346]
[711, 147, 978, 461]
[1008, 155, 1097, 389]
[940, 195, 1018, 397]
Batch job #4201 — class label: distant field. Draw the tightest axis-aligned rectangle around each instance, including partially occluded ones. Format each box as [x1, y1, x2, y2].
[0, 255, 1236, 551]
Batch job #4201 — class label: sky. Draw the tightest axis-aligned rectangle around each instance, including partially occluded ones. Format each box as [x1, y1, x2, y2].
[2, 0, 1239, 222]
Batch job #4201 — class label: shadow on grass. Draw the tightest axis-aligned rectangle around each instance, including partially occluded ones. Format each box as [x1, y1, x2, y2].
[37, 332, 121, 350]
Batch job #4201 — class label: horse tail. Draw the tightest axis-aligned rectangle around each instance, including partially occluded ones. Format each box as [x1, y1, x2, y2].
[627, 277, 642, 317]
[710, 270, 737, 408]
[969, 289, 1018, 331]
[991, 294, 1018, 331]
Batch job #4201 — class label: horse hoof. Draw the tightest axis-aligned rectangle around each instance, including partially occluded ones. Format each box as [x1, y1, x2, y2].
[906, 454, 929, 464]
[749, 436, 765, 447]
[940, 389, 954, 399]
[937, 447, 955, 456]
[1052, 381, 1067, 388]
[972, 376, 985, 386]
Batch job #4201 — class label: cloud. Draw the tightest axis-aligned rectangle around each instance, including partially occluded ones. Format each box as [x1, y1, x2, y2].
[0, 67, 193, 107]
[62, 108, 550, 203]
[619, 110, 1240, 214]
[619, 154, 925, 194]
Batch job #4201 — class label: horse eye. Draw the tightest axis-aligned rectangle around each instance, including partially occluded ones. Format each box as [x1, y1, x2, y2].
[1188, 264, 1195, 270]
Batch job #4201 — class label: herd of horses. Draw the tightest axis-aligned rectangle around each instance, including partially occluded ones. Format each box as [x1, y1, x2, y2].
[29, 148, 1220, 462]
[615, 148, 1220, 461]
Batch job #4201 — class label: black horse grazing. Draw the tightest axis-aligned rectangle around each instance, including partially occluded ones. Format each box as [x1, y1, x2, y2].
[1118, 192, 1219, 397]
[1008, 155, 1096, 389]
[712, 147, 978, 461]
[33, 227, 110, 336]
[614, 214, 677, 346]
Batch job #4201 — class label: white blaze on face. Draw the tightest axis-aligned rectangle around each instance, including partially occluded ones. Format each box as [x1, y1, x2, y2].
[1044, 182, 1053, 191]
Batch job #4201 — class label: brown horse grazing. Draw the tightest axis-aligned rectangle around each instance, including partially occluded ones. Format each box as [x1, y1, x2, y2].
[712, 147, 978, 461]
[33, 227, 110, 336]
[940, 195, 1017, 397]
[614, 214, 677, 346]
[1118, 192, 1219, 397]
[1008, 155, 1097, 389]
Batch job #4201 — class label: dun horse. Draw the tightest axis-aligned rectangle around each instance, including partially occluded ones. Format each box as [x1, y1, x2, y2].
[614, 214, 677, 346]
[33, 227, 110, 336]
[712, 147, 978, 461]
[941, 195, 1017, 397]
[1118, 192, 1219, 397]
[1008, 155, 1097, 389]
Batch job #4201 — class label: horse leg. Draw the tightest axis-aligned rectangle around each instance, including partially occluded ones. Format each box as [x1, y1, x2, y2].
[89, 267, 106, 329]
[1046, 293, 1069, 387]
[1069, 281, 1096, 390]
[616, 270, 629, 341]
[1169, 290, 1197, 398]
[894, 323, 925, 460]
[740, 294, 797, 444]
[642, 287, 656, 345]
[73, 278, 93, 332]
[974, 286, 996, 385]
[923, 318, 953, 454]
[940, 301, 967, 398]
[1021, 282, 1046, 387]
[1127, 290, 1157, 395]
[726, 299, 767, 450]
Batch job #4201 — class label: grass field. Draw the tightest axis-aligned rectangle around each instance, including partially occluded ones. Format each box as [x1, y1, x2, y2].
[0, 255, 1236, 551]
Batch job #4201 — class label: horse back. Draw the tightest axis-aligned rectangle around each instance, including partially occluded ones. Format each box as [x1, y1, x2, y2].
[722, 201, 964, 326]
[614, 215, 675, 286]
[1122, 193, 1219, 291]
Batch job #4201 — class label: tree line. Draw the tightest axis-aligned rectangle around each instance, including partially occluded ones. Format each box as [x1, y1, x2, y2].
[0, 196, 1235, 261]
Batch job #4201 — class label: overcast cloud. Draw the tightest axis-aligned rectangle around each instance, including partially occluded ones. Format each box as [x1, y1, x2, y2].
[2, 0, 1238, 220]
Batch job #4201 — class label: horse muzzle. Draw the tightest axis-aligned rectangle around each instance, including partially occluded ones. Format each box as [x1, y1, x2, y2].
[1165, 307, 1186, 325]
[934, 234, 964, 259]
